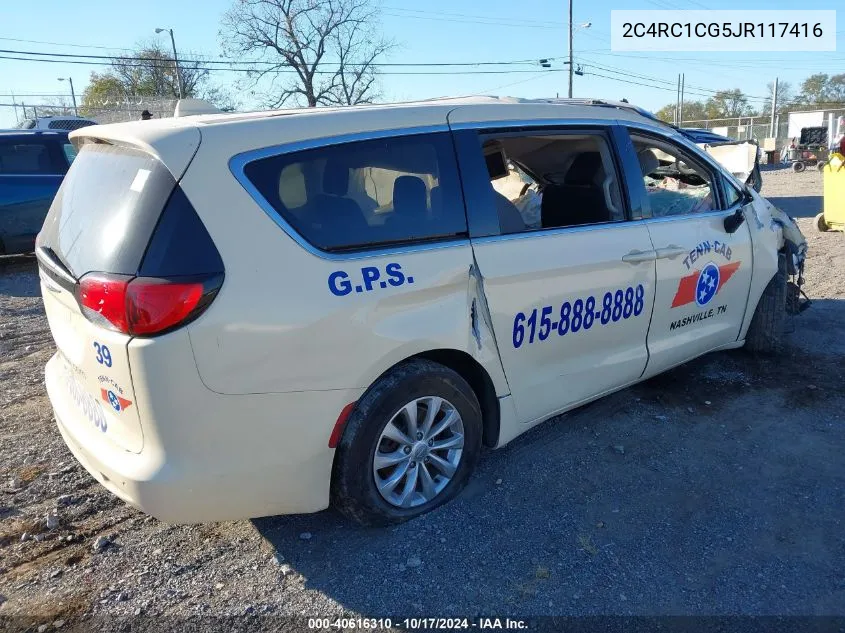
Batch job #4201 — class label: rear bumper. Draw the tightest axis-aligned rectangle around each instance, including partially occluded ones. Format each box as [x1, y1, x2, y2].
[45, 349, 361, 523]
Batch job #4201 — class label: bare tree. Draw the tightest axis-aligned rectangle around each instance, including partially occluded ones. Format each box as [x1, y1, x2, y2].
[220, 0, 393, 108]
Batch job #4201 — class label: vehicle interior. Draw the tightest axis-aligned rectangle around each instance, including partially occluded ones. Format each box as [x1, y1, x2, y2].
[0, 142, 54, 175]
[265, 136, 463, 250]
[630, 135, 716, 217]
[482, 134, 625, 234]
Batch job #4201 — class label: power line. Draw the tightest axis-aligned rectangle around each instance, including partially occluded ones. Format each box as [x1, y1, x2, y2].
[381, 6, 553, 26]
[474, 72, 553, 96]
[582, 70, 719, 101]
[0, 36, 135, 52]
[0, 54, 564, 76]
[578, 58, 773, 101]
[381, 8, 564, 30]
[0, 47, 559, 68]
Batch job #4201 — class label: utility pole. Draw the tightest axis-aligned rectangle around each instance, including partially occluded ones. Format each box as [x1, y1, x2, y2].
[769, 78, 779, 138]
[156, 27, 184, 99]
[675, 74, 681, 125]
[568, 0, 574, 98]
[679, 74, 685, 125]
[58, 77, 78, 116]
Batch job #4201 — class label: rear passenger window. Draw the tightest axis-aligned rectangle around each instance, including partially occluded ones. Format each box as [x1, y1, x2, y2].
[480, 132, 625, 234]
[0, 141, 58, 175]
[242, 133, 467, 252]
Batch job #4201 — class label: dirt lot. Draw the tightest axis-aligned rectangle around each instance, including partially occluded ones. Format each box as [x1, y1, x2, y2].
[1, 165, 844, 630]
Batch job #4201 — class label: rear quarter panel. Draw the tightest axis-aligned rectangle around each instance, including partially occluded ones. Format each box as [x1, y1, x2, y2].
[179, 126, 510, 398]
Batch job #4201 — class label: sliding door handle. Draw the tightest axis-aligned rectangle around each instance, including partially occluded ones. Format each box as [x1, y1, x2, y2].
[622, 249, 658, 264]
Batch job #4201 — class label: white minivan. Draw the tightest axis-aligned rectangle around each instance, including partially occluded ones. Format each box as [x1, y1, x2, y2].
[37, 97, 807, 525]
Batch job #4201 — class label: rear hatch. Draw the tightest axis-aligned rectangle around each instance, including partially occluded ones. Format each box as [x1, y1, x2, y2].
[37, 130, 223, 454]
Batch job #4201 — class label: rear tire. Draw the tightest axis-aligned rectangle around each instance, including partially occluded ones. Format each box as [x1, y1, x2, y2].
[331, 359, 482, 526]
[745, 254, 787, 354]
[817, 161, 827, 172]
[815, 212, 829, 232]
[792, 161, 806, 173]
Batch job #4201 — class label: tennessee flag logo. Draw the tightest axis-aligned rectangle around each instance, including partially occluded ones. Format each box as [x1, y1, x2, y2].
[672, 261, 741, 308]
[101, 389, 133, 413]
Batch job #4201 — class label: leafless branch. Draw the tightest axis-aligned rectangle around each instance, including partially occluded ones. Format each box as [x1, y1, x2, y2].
[220, 0, 394, 107]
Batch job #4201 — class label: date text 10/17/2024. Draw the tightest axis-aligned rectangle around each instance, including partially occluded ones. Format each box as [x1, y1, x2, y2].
[307, 617, 528, 630]
[513, 285, 645, 349]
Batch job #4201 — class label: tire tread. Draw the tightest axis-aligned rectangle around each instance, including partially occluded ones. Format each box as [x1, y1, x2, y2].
[745, 254, 787, 354]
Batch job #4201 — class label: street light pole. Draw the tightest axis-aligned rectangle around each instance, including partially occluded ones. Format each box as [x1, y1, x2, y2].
[156, 27, 183, 99]
[58, 77, 78, 116]
[568, 0, 574, 98]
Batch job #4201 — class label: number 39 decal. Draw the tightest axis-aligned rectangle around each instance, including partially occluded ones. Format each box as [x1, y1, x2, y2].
[513, 285, 645, 349]
[93, 342, 112, 367]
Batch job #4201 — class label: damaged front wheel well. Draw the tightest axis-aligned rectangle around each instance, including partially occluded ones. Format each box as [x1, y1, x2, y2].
[414, 349, 500, 449]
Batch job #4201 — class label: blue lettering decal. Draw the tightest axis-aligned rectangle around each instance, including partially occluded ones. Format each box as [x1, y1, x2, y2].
[329, 264, 414, 296]
[385, 262, 405, 287]
[328, 271, 352, 297]
[512, 284, 646, 348]
[361, 266, 380, 291]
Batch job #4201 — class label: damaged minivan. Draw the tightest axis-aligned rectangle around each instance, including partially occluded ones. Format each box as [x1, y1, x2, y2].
[37, 97, 806, 526]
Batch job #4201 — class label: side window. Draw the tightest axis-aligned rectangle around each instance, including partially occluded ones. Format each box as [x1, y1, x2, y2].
[630, 133, 716, 217]
[242, 132, 466, 252]
[0, 141, 59, 175]
[480, 132, 625, 235]
[722, 179, 742, 208]
[62, 143, 78, 166]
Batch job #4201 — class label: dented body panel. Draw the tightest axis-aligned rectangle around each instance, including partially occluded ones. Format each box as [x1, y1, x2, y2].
[467, 225, 656, 428]
[737, 189, 807, 341]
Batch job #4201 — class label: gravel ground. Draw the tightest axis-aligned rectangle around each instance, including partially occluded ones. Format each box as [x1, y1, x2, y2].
[1, 165, 844, 631]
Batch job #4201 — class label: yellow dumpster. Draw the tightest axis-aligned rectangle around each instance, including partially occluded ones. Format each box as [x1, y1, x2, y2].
[818, 153, 845, 232]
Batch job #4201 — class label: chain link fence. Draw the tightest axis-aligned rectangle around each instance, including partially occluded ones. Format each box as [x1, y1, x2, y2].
[681, 109, 845, 145]
[84, 97, 179, 123]
[2, 97, 179, 126]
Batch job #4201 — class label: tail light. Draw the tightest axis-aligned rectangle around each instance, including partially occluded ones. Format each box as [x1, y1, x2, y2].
[78, 273, 223, 336]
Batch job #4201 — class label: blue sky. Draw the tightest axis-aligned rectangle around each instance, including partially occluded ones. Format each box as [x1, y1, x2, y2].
[1, 0, 843, 127]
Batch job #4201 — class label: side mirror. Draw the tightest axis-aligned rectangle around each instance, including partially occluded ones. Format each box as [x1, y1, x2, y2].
[724, 208, 745, 234]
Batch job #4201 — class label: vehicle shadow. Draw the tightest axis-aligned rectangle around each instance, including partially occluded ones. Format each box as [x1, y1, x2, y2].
[252, 308, 845, 616]
[0, 255, 41, 298]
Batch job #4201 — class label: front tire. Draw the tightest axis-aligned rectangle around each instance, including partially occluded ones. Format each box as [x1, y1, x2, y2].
[815, 212, 829, 232]
[745, 254, 787, 354]
[792, 161, 806, 173]
[331, 359, 482, 526]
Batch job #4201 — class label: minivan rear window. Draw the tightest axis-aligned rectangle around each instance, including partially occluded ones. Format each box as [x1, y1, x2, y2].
[38, 142, 176, 277]
[241, 132, 467, 252]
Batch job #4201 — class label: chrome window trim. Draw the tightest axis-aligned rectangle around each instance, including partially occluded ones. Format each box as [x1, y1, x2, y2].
[228, 125, 475, 262]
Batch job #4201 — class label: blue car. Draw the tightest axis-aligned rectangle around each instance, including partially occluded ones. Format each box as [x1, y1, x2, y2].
[0, 130, 76, 255]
